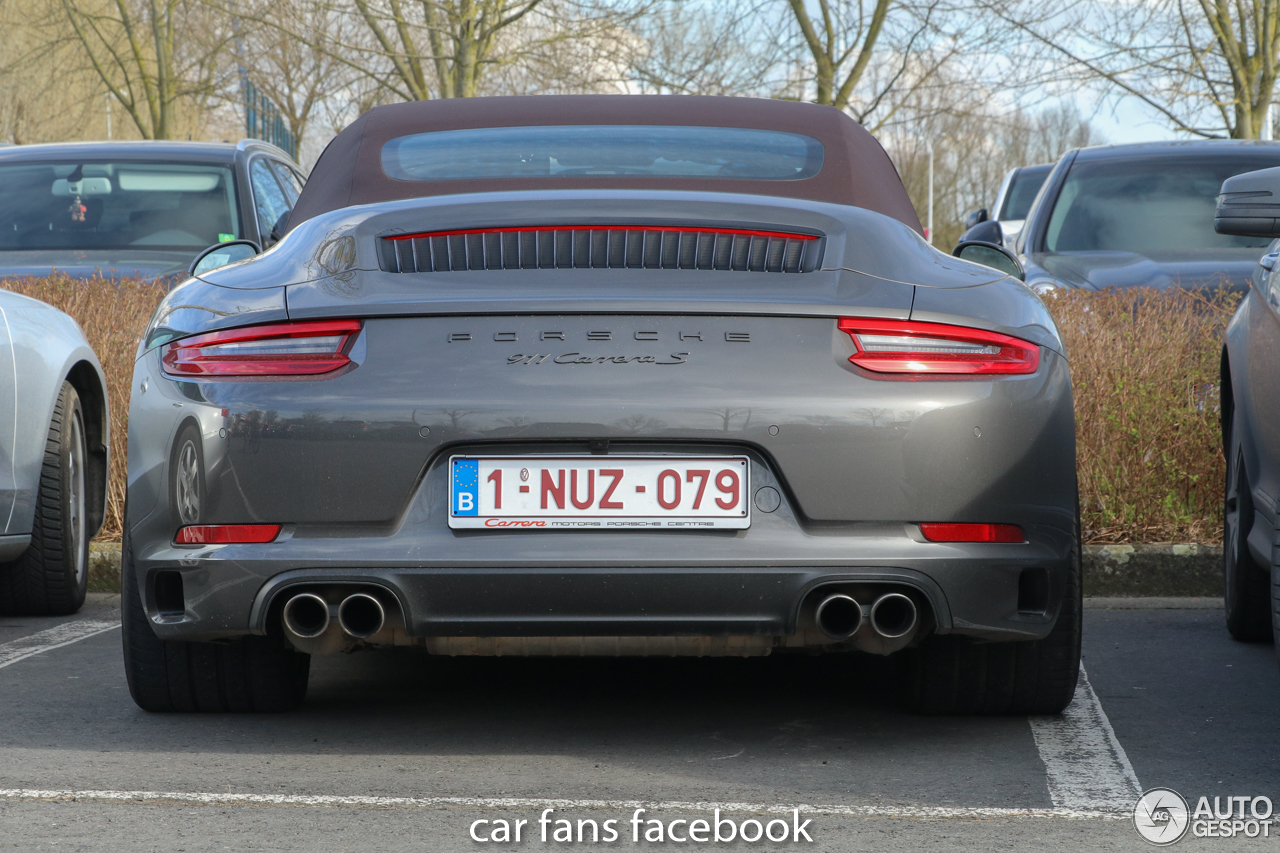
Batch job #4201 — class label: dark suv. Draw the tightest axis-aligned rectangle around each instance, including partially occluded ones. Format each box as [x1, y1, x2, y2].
[1017, 141, 1280, 295]
[0, 139, 304, 282]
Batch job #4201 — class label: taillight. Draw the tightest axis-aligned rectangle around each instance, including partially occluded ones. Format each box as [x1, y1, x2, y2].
[919, 523, 1024, 543]
[161, 320, 361, 378]
[838, 318, 1039, 376]
[174, 524, 281, 545]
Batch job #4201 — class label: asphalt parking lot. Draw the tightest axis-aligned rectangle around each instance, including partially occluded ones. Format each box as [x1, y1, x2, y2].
[1, 596, 1277, 851]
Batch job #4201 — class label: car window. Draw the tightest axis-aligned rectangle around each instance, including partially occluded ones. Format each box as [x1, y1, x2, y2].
[0, 161, 239, 251]
[250, 158, 291, 238]
[999, 166, 1051, 221]
[381, 126, 824, 181]
[268, 160, 302, 206]
[1045, 155, 1280, 252]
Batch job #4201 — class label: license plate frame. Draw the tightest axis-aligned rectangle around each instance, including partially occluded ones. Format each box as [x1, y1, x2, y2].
[448, 455, 751, 530]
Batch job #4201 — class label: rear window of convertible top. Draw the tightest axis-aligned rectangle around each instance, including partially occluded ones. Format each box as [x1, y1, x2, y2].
[380, 125, 825, 182]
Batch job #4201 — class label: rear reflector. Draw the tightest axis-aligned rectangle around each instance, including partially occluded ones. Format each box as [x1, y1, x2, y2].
[174, 524, 281, 545]
[919, 523, 1024, 543]
[838, 318, 1039, 376]
[162, 320, 361, 378]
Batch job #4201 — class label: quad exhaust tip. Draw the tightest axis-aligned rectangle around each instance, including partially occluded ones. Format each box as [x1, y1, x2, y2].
[814, 593, 863, 640]
[870, 593, 918, 639]
[282, 592, 330, 640]
[338, 592, 386, 639]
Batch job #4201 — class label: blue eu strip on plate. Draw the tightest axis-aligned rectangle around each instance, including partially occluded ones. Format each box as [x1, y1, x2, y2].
[452, 459, 479, 516]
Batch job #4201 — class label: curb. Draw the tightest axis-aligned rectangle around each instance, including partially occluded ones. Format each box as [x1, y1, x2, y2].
[88, 542, 123, 593]
[1083, 544, 1221, 597]
[87, 541, 1225, 598]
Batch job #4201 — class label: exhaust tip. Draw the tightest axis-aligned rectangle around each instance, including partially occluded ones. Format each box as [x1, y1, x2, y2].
[870, 593, 918, 639]
[338, 593, 386, 639]
[814, 593, 863, 640]
[282, 592, 330, 639]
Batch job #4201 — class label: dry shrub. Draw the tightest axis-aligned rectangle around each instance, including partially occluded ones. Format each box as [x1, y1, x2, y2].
[5, 274, 166, 541]
[1048, 287, 1238, 544]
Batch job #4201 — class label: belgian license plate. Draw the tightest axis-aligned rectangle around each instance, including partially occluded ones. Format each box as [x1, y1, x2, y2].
[448, 455, 751, 530]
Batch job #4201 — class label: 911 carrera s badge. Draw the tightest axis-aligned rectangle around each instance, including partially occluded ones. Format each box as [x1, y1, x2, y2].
[507, 352, 689, 365]
[449, 455, 750, 529]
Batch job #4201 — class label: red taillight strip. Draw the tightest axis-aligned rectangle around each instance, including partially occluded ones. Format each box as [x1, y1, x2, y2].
[174, 524, 281, 545]
[838, 317, 1039, 376]
[161, 320, 362, 378]
[384, 225, 820, 242]
[919, 523, 1025, 543]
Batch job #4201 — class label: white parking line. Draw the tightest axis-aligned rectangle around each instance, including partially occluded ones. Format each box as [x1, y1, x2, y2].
[0, 788, 1127, 819]
[1030, 664, 1141, 811]
[0, 627, 1137, 820]
[0, 620, 119, 670]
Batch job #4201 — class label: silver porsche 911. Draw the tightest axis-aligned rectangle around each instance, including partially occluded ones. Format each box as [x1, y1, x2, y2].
[123, 95, 1079, 715]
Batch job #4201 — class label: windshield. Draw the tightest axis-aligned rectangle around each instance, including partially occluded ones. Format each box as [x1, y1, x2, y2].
[381, 125, 825, 182]
[1044, 154, 1280, 252]
[0, 161, 240, 252]
[999, 165, 1051, 221]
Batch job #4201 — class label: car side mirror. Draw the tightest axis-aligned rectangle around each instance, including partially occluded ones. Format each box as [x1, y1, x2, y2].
[958, 218, 1003, 246]
[189, 239, 261, 277]
[268, 210, 290, 246]
[964, 208, 989, 230]
[953, 240, 1025, 282]
[1217, 166, 1280, 237]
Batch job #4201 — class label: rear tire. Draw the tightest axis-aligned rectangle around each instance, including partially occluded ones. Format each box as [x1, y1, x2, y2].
[0, 381, 89, 616]
[121, 525, 309, 712]
[1273, 554, 1280, 668]
[1224, 419, 1272, 642]
[900, 505, 1082, 716]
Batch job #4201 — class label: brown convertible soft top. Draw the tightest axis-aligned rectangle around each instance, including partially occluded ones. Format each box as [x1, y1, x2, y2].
[288, 95, 922, 232]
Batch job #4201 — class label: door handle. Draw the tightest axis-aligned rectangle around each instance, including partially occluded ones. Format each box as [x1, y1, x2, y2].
[1261, 251, 1279, 271]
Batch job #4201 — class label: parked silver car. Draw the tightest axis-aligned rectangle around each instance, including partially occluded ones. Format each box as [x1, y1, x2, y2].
[0, 287, 109, 614]
[959, 164, 1053, 248]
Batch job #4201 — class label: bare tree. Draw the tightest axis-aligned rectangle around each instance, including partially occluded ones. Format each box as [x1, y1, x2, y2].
[627, 1, 784, 96]
[54, 0, 231, 139]
[785, 0, 891, 110]
[778, 0, 976, 131]
[481, 2, 640, 95]
[0, 0, 107, 143]
[986, 0, 1280, 138]
[232, 0, 362, 156]
[624, 1, 1006, 134]
[227, 0, 640, 104]
[888, 98, 1102, 249]
[346, 0, 543, 99]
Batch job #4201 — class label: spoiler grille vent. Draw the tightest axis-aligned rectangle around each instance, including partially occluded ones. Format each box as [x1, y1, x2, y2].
[378, 226, 824, 274]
